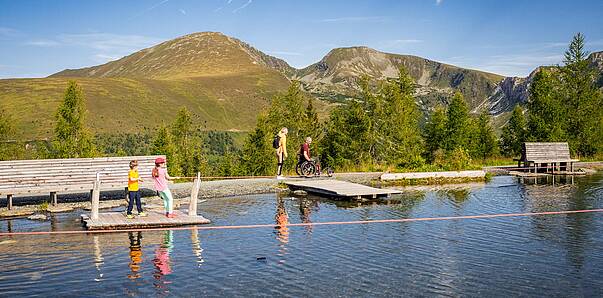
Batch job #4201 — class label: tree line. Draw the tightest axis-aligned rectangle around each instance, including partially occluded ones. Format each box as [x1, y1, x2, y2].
[501, 33, 603, 158]
[1, 33, 601, 175]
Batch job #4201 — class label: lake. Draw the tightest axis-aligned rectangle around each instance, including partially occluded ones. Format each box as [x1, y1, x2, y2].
[0, 173, 602, 297]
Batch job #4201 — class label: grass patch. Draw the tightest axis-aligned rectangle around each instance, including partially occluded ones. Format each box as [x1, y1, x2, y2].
[38, 201, 49, 212]
[376, 176, 487, 187]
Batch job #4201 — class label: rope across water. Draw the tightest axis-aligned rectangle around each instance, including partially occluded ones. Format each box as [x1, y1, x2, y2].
[1, 209, 602, 237]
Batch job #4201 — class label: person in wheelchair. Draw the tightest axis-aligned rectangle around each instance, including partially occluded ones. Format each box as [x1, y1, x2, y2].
[299, 137, 313, 163]
[297, 137, 320, 176]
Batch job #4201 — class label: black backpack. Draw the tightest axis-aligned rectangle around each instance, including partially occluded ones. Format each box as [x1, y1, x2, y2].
[272, 135, 280, 149]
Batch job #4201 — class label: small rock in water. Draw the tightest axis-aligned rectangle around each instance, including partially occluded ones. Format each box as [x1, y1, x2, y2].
[27, 214, 47, 221]
[293, 190, 307, 196]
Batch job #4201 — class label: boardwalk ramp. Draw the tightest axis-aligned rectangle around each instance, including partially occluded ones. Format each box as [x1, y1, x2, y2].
[285, 180, 400, 200]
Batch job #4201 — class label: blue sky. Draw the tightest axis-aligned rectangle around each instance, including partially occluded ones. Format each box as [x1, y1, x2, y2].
[1, 0, 603, 78]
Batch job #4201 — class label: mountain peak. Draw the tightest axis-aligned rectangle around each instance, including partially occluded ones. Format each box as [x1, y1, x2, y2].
[50, 31, 292, 79]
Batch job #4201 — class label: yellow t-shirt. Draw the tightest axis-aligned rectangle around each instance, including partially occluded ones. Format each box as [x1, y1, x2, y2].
[128, 169, 139, 191]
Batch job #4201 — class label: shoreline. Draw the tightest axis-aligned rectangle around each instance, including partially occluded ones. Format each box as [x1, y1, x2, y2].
[1, 166, 600, 219]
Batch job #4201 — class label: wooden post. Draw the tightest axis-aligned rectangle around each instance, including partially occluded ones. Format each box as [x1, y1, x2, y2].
[91, 173, 101, 220]
[188, 172, 201, 216]
[7, 194, 12, 210]
[50, 192, 58, 206]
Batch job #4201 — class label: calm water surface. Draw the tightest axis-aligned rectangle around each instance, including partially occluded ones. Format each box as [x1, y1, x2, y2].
[1, 174, 603, 297]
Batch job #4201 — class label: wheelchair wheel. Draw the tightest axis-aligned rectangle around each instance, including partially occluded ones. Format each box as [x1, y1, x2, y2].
[300, 161, 316, 177]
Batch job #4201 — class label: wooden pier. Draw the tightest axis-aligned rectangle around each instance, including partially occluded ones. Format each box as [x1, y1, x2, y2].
[81, 171, 210, 230]
[81, 210, 210, 230]
[285, 179, 400, 200]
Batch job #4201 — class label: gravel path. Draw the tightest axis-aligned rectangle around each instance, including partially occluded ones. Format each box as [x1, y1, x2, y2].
[0, 173, 384, 218]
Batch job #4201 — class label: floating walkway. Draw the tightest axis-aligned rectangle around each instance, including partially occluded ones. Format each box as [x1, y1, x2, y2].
[285, 180, 400, 200]
[81, 210, 210, 230]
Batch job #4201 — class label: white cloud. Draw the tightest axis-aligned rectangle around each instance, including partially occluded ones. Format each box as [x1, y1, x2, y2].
[57, 33, 162, 52]
[0, 27, 20, 39]
[25, 40, 61, 47]
[179, 8, 186, 15]
[52, 33, 163, 64]
[232, 0, 252, 13]
[436, 0, 443, 5]
[129, 0, 170, 20]
[391, 39, 423, 44]
[316, 16, 388, 23]
[266, 51, 303, 56]
[443, 53, 564, 77]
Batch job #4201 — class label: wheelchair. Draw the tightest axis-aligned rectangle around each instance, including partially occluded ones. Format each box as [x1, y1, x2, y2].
[295, 157, 333, 177]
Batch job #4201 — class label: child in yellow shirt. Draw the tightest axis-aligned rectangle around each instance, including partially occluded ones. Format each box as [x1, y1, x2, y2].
[127, 160, 146, 219]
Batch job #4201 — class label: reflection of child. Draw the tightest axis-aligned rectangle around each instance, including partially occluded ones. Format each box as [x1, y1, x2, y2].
[127, 160, 146, 219]
[275, 198, 289, 244]
[128, 232, 143, 280]
[153, 230, 173, 277]
[152, 157, 179, 218]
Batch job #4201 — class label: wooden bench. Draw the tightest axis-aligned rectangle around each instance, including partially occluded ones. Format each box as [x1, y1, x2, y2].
[514, 142, 579, 173]
[0, 155, 164, 210]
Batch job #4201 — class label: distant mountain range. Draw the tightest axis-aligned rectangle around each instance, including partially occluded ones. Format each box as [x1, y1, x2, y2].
[1, 31, 602, 139]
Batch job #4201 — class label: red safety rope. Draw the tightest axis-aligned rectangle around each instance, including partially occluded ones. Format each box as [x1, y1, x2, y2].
[1, 209, 602, 237]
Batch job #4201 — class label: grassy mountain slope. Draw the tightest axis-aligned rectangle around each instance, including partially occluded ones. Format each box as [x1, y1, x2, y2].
[0, 73, 288, 140]
[2, 32, 294, 140]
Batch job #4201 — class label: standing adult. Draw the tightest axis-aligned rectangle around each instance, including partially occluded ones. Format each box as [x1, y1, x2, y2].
[276, 127, 288, 179]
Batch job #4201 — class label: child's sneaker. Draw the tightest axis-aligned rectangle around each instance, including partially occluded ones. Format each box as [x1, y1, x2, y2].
[126, 214, 135, 219]
[138, 212, 147, 217]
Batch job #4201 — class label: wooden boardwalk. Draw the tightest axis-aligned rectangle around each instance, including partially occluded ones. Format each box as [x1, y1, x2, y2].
[285, 179, 400, 200]
[81, 210, 211, 230]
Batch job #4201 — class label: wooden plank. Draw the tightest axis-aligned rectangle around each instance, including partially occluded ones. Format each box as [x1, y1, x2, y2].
[82, 210, 211, 230]
[286, 180, 400, 199]
[0, 155, 162, 166]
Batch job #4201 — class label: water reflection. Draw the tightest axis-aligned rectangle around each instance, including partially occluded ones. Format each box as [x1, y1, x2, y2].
[275, 196, 289, 245]
[190, 228, 204, 267]
[520, 174, 596, 270]
[93, 235, 104, 282]
[299, 198, 317, 234]
[2, 174, 603, 297]
[128, 232, 143, 280]
[153, 230, 174, 292]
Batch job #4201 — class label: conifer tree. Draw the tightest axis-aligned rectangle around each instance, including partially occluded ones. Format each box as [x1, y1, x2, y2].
[378, 67, 424, 168]
[240, 81, 321, 175]
[171, 107, 202, 176]
[151, 123, 180, 175]
[526, 68, 566, 142]
[559, 32, 603, 156]
[321, 101, 371, 167]
[240, 114, 274, 175]
[424, 106, 447, 162]
[500, 105, 526, 157]
[445, 92, 471, 151]
[51, 81, 96, 158]
[474, 110, 498, 160]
